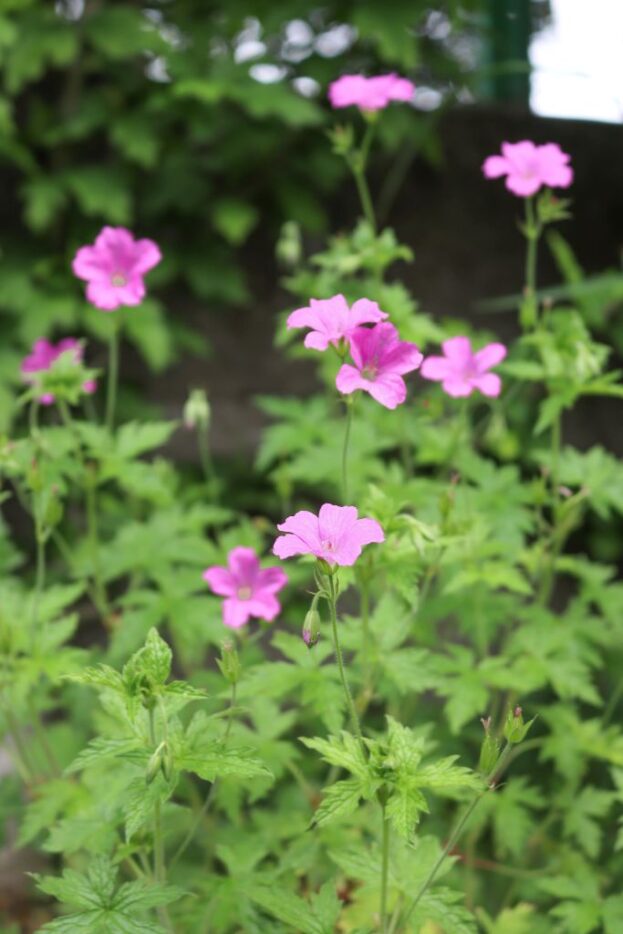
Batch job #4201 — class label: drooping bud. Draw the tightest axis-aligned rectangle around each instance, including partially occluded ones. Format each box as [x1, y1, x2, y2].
[183, 388, 211, 431]
[217, 639, 241, 685]
[302, 606, 321, 649]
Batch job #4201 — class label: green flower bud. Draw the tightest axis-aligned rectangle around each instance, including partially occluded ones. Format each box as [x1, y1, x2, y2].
[183, 389, 211, 431]
[478, 716, 501, 776]
[217, 639, 241, 685]
[302, 605, 321, 648]
[503, 705, 535, 745]
[276, 221, 302, 268]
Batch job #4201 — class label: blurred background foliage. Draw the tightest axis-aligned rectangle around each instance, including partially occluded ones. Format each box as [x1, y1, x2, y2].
[0, 0, 534, 427]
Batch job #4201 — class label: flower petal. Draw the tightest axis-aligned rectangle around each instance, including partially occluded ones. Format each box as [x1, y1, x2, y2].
[366, 373, 407, 409]
[349, 298, 388, 326]
[223, 598, 251, 629]
[85, 281, 122, 310]
[442, 377, 473, 397]
[247, 592, 281, 621]
[336, 363, 367, 396]
[257, 566, 288, 593]
[420, 355, 452, 381]
[442, 336, 473, 365]
[228, 547, 260, 586]
[482, 155, 509, 179]
[203, 566, 236, 596]
[472, 373, 502, 397]
[474, 342, 507, 372]
[318, 504, 359, 546]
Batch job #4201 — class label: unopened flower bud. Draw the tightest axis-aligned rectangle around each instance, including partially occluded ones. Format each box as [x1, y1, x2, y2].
[302, 606, 321, 648]
[503, 704, 535, 745]
[183, 389, 210, 431]
[276, 221, 302, 268]
[478, 730, 500, 776]
[217, 639, 241, 685]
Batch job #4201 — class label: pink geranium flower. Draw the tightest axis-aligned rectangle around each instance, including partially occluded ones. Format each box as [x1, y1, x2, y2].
[20, 338, 97, 405]
[482, 141, 573, 197]
[329, 73, 415, 111]
[287, 294, 388, 351]
[72, 226, 161, 311]
[273, 504, 384, 567]
[203, 546, 288, 630]
[420, 336, 507, 398]
[335, 322, 423, 409]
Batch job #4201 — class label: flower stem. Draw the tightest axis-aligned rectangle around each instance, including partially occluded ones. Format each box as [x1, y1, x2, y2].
[106, 317, 121, 432]
[522, 196, 540, 329]
[537, 410, 563, 606]
[148, 708, 173, 932]
[348, 120, 377, 232]
[388, 744, 513, 934]
[380, 804, 391, 931]
[170, 681, 237, 868]
[327, 574, 364, 750]
[341, 397, 354, 503]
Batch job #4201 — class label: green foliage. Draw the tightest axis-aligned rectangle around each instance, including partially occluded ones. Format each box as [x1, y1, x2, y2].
[35, 856, 183, 933]
[0, 7, 621, 931]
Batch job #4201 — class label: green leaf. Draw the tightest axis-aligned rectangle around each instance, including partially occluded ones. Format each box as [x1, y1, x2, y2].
[115, 422, 178, 461]
[177, 743, 271, 782]
[248, 883, 328, 934]
[312, 778, 365, 828]
[64, 166, 131, 224]
[36, 856, 183, 933]
[212, 198, 259, 245]
[385, 784, 428, 838]
[65, 738, 144, 775]
[300, 732, 368, 780]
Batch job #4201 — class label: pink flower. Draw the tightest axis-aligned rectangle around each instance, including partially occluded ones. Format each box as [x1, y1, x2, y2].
[72, 226, 161, 311]
[203, 546, 288, 630]
[287, 294, 388, 351]
[482, 141, 573, 197]
[420, 336, 507, 398]
[273, 504, 384, 567]
[20, 338, 97, 405]
[335, 322, 423, 409]
[328, 73, 415, 111]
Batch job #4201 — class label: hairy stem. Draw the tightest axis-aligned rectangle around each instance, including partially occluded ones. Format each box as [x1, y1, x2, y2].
[148, 708, 173, 932]
[170, 681, 237, 868]
[523, 195, 539, 328]
[380, 805, 391, 931]
[106, 318, 121, 432]
[327, 574, 364, 750]
[341, 398, 354, 503]
[388, 744, 513, 933]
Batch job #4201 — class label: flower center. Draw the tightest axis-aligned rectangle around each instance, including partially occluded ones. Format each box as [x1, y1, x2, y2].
[111, 272, 127, 287]
[320, 540, 335, 552]
[361, 364, 378, 380]
[236, 586, 252, 600]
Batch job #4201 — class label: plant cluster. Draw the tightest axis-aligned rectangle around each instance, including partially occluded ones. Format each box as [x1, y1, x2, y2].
[1, 63, 623, 934]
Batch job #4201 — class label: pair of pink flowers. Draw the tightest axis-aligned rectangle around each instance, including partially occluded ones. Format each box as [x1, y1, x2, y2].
[21, 227, 162, 402]
[21, 338, 96, 405]
[483, 140, 573, 198]
[288, 294, 423, 409]
[204, 504, 384, 629]
[328, 73, 415, 112]
[287, 294, 507, 402]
